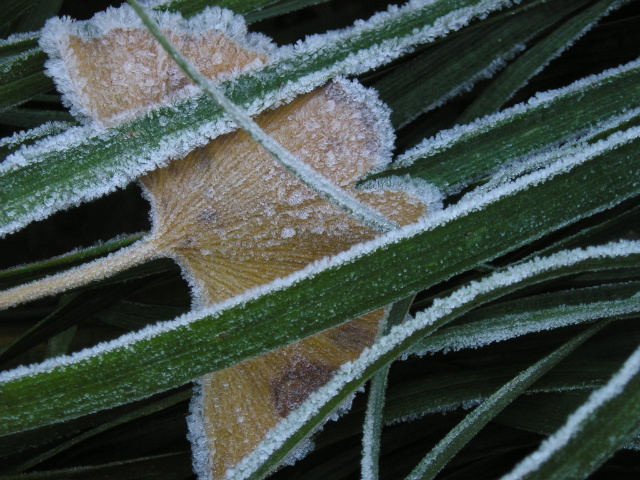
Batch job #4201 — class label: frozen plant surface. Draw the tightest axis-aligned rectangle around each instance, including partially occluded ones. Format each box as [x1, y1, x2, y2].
[0, 3, 440, 479]
[0, 0, 515, 237]
[224, 241, 640, 480]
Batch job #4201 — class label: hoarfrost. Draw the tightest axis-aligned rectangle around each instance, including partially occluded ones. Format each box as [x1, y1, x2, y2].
[393, 56, 640, 172]
[410, 298, 640, 357]
[483, 0, 628, 109]
[0, 121, 71, 152]
[5, 0, 516, 237]
[3, 120, 638, 384]
[0, 30, 39, 46]
[39, 3, 275, 126]
[499, 344, 640, 480]
[220, 241, 640, 480]
[397, 42, 527, 129]
[187, 381, 215, 480]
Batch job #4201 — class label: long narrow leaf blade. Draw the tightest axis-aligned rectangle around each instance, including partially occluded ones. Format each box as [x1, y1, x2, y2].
[0, 125, 639, 435]
[500, 343, 640, 480]
[404, 320, 610, 480]
[0, 0, 516, 237]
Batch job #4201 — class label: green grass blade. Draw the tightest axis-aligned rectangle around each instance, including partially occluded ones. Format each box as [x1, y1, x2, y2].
[0, 121, 639, 434]
[0, 48, 53, 112]
[0, 452, 193, 480]
[0, 0, 40, 32]
[361, 296, 414, 480]
[0, 233, 143, 290]
[374, 0, 586, 129]
[128, 0, 397, 233]
[497, 390, 640, 450]
[0, 107, 74, 129]
[8, 389, 191, 473]
[501, 343, 640, 480]
[0, 120, 71, 160]
[0, 0, 341, 114]
[365, 58, 640, 194]
[404, 320, 610, 480]
[458, 0, 623, 123]
[234, 243, 639, 480]
[0, 282, 144, 365]
[409, 281, 640, 356]
[9, 0, 63, 34]
[0, 0, 514, 237]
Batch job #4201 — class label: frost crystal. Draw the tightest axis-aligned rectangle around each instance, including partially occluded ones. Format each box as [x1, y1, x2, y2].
[13, 4, 440, 479]
[39, 4, 274, 127]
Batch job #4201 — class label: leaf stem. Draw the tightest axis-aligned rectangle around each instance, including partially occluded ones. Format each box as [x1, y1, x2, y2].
[0, 239, 158, 311]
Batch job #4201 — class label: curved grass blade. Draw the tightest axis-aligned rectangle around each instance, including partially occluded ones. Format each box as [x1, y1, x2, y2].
[0, 280, 148, 365]
[0, 47, 53, 112]
[500, 343, 640, 480]
[0, 451, 193, 480]
[365, 58, 640, 194]
[361, 296, 414, 480]
[404, 319, 610, 480]
[0, 0, 516, 237]
[0, 0, 40, 33]
[234, 243, 640, 480]
[0, 120, 71, 160]
[7, 389, 191, 474]
[1, 120, 639, 435]
[0, 233, 143, 290]
[0, 107, 74, 129]
[409, 281, 640, 356]
[374, 0, 587, 129]
[458, 0, 624, 124]
[496, 390, 640, 450]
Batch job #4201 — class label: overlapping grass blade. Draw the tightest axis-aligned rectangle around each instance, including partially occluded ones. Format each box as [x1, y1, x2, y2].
[409, 281, 640, 356]
[361, 296, 414, 479]
[0, 451, 193, 480]
[0, 47, 52, 112]
[0, 0, 516, 237]
[234, 243, 640, 480]
[0, 233, 142, 290]
[366, 58, 640, 194]
[404, 320, 610, 480]
[7, 389, 191, 474]
[458, 0, 624, 123]
[374, 0, 587, 129]
[0, 119, 71, 159]
[1, 120, 639, 435]
[501, 343, 640, 480]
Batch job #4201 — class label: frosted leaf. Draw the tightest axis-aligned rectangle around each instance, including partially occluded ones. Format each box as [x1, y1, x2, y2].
[22, 5, 438, 480]
[142, 80, 429, 479]
[141, 79, 428, 307]
[39, 4, 274, 127]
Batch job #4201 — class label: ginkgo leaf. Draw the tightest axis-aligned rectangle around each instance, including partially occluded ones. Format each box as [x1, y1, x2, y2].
[1, 4, 436, 479]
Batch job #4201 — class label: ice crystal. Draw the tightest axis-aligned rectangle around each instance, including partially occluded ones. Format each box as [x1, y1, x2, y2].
[13, 4, 438, 479]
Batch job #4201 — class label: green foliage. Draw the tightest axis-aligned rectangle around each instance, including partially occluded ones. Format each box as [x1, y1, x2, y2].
[1, 1, 639, 479]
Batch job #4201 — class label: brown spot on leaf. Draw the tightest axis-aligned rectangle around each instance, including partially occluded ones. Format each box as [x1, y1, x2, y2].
[270, 357, 336, 417]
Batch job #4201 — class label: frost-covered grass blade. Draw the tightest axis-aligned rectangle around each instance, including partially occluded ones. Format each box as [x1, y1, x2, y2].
[458, 0, 625, 123]
[1, 117, 639, 434]
[0, 0, 514, 237]
[409, 281, 640, 356]
[404, 320, 610, 480]
[366, 58, 640, 194]
[501, 343, 640, 480]
[374, 0, 588, 129]
[230, 242, 640, 480]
